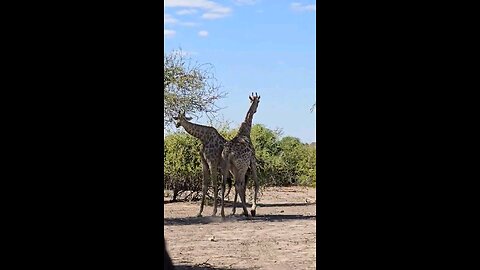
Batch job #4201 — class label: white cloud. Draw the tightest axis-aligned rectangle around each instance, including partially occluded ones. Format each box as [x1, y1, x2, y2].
[164, 13, 198, 28]
[291, 2, 316, 12]
[165, 0, 225, 9]
[198, 30, 209, 37]
[164, 29, 176, 38]
[171, 49, 198, 57]
[165, 0, 232, 20]
[176, 9, 198, 15]
[164, 14, 178, 24]
[233, 0, 258, 5]
[201, 13, 228, 19]
[179, 21, 198, 27]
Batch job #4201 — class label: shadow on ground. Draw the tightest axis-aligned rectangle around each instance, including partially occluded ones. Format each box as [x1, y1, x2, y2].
[175, 265, 240, 270]
[257, 202, 316, 207]
[164, 214, 316, 226]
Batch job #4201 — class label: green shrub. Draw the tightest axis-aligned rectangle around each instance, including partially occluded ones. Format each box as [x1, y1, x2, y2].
[164, 124, 316, 198]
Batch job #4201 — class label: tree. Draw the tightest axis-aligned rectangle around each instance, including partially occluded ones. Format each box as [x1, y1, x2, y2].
[164, 123, 316, 199]
[164, 49, 226, 129]
[278, 136, 305, 182]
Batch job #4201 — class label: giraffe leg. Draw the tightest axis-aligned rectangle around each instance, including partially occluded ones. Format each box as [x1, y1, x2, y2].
[236, 171, 249, 217]
[241, 187, 246, 211]
[220, 160, 230, 219]
[250, 158, 259, 217]
[242, 173, 247, 209]
[197, 155, 210, 217]
[225, 174, 232, 200]
[244, 171, 249, 202]
[232, 187, 238, 215]
[230, 167, 239, 215]
[210, 165, 218, 216]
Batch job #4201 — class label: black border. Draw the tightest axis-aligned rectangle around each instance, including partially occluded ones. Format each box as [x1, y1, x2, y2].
[8, 3, 165, 268]
[5, 1, 472, 269]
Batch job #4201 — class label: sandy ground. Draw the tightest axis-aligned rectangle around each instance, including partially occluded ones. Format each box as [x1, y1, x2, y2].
[164, 186, 316, 270]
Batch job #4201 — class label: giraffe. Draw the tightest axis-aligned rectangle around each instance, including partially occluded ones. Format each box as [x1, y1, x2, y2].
[173, 112, 231, 217]
[220, 93, 261, 218]
[237, 93, 261, 141]
[229, 93, 260, 215]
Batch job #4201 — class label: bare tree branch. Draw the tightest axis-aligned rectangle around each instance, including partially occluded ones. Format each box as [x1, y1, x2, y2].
[164, 49, 227, 130]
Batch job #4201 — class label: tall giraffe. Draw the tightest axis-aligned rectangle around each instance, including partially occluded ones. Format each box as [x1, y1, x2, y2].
[220, 93, 261, 217]
[237, 92, 261, 140]
[230, 93, 260, 215]
[173, 112, 230, 217]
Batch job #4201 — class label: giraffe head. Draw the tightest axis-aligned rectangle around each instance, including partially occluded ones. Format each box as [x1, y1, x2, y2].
[172, 112, 192, 128]
[249, 92, 261, 113]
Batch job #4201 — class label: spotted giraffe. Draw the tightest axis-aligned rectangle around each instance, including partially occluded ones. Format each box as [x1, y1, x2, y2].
[220, 93, 261, 217]
[173, 113, 231, 217]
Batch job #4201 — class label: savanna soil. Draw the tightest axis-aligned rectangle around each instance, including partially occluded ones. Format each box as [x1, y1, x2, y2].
[164, 186, 316, 270]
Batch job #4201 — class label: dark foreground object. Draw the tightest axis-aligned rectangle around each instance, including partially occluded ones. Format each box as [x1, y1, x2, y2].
[164, 237, 175, 270]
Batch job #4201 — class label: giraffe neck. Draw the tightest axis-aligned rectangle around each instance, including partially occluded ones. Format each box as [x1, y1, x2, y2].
[236, 105, 256, 139]
[180, 120, 211, 143]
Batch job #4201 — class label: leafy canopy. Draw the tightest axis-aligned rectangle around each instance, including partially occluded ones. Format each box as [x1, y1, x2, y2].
[164, 49, 226, 129]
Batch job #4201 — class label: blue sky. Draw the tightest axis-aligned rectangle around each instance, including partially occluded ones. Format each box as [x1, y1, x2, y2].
[164, 0, 316, 143]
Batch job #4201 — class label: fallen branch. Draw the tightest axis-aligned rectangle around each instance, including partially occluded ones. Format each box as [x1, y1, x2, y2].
[194, 258, 215, 268]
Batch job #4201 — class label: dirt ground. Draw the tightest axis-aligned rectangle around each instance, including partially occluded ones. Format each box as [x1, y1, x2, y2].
[164, 186, 317, 270]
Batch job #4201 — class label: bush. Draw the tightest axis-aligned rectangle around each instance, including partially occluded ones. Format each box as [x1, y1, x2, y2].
[164, 132, 203, 201]
[164, 124, 316, 199]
